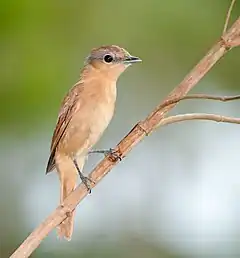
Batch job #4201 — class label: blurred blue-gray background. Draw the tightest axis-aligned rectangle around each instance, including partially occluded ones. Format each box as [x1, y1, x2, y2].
[1, 1, 240, 257]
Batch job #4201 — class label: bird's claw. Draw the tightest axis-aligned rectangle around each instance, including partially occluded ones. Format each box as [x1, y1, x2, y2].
[104, 148, 122, 162]
[80, 175, 95, 194]
[88, 148, 122, 162]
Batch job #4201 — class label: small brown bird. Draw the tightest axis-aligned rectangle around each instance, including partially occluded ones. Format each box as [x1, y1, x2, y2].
[46, 45, 141, 240]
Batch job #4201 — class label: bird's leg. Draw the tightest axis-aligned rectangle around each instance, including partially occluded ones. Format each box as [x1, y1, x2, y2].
[88, 148, 122, 161]
[73, 158, 95, 194]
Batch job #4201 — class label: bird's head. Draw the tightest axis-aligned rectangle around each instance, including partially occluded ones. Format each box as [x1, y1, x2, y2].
[85, 45, 141, 80]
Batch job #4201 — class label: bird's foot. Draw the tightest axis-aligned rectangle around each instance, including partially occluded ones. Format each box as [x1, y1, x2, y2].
[79, 174, 95, 194]
[73, 158, 95, 194]
[88, 148, 122, 162]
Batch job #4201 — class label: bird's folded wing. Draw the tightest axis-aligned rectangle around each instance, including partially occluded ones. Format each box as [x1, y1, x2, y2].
[46, 82, 83, 173]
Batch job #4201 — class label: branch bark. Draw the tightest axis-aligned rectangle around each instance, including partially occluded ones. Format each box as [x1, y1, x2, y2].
[10, 16, 240, 258]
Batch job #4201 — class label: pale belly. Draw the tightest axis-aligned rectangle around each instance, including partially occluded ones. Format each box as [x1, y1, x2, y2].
[58, 100, 115, 157]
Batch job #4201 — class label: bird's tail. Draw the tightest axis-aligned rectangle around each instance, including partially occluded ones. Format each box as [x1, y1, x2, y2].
[56, 154, 85, 240]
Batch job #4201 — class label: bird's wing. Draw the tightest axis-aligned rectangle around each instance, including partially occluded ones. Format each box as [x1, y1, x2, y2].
[46, 82, 83, 173]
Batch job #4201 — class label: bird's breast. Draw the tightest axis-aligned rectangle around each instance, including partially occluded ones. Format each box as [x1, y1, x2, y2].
[87, 82, 116, 143]
[69, 80, 117, 156]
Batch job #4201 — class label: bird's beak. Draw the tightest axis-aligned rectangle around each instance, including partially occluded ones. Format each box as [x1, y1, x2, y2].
[123, 55, 142, 64]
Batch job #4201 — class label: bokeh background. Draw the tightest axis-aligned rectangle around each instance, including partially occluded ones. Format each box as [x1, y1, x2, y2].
[1, 1, 240, 257]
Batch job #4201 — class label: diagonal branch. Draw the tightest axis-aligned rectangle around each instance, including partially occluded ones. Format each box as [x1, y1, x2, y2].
[10, 17, 240, 258]
[139, 19, 240, 136]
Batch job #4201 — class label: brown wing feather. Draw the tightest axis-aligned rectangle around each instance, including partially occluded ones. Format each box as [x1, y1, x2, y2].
[46, 82, 83, 173]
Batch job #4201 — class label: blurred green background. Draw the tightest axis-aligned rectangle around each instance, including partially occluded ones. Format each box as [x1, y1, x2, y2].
[1, 1, 240, 257]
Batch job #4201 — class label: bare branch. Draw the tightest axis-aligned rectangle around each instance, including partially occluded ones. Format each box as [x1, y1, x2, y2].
[221, 1, 240, 49]
[182, 93, 240, 102]
[223, 0, 237, 34]
[10, 16, 240, 258]
[158, 93, 240, 109]
[159, 113, 240, 127]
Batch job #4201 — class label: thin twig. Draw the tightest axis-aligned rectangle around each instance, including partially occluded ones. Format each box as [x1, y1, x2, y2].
[158, 93, 240, 109]
[159, 113, 240, 127]
[223, 0, 237, 34]
[221, 1, 239, 49]
[182, 93, 240, 102]
[10, 16, 240, 258]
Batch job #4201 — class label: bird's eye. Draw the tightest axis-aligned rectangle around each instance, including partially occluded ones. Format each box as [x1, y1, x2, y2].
[103, 54, 113, 63]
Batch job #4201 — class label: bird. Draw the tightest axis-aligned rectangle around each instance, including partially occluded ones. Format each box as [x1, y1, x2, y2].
[46, 45, 141, 240]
